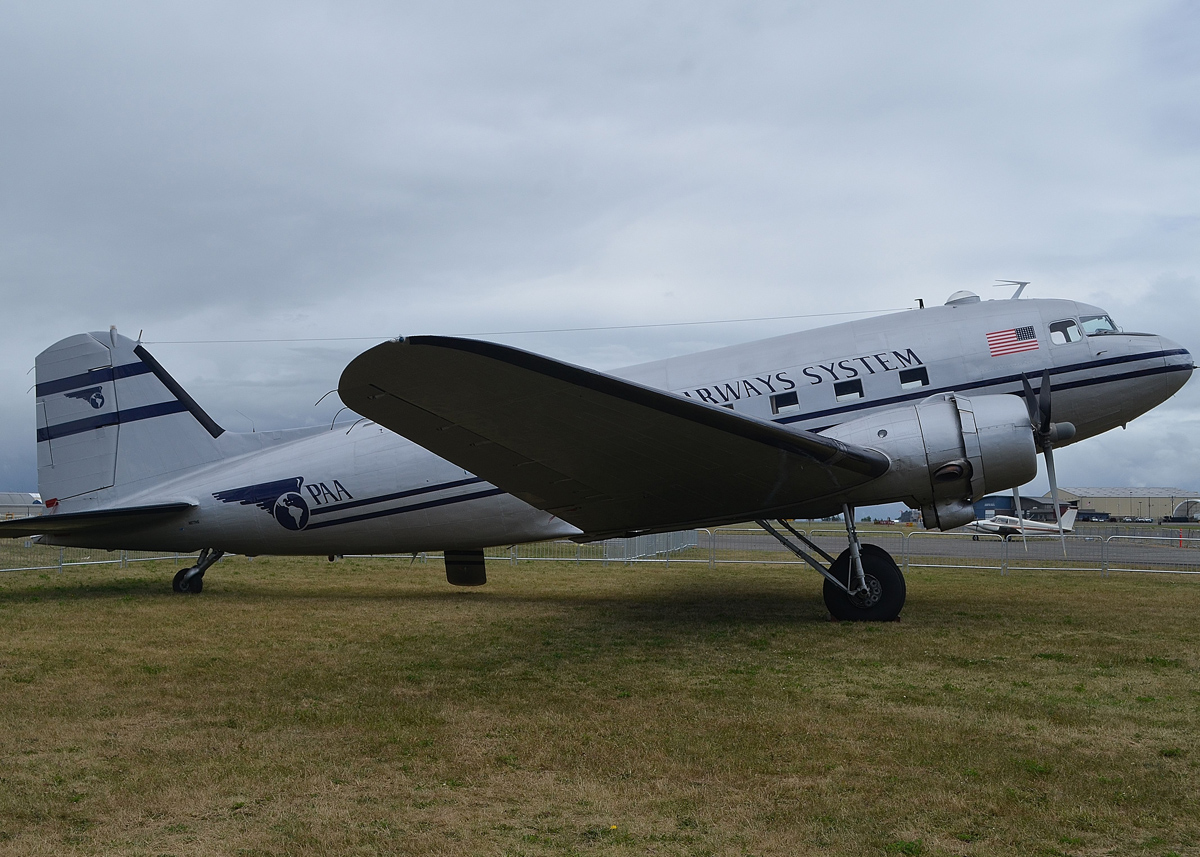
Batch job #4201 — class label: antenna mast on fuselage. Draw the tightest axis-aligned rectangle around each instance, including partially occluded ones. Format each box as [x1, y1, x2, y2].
[995, 279, 1031, 299]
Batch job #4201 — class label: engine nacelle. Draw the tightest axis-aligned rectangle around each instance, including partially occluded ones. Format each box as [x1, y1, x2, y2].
[823, 393, 1037, 530]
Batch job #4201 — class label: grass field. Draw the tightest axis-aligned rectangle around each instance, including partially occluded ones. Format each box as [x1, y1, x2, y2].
[1, 557, 1198, 856]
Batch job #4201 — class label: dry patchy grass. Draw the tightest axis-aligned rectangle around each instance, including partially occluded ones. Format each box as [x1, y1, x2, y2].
[0, 556, 1198, 856]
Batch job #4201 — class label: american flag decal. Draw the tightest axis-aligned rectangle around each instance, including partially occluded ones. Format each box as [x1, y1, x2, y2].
[986, 325, 1039, 357]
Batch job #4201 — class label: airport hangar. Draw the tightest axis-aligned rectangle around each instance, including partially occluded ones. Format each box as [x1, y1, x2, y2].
[973, 494, 1068, 523]
[1054, 488, 1198, 521]
[0, 492, 42, 521]
[973, 488, 1198, 523]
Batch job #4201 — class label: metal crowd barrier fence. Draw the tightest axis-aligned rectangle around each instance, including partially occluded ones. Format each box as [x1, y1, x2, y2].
[0, 540, 195, 573]
[378, 530, 704, 567]
[2, 527, 1199, 578]
[1104, 535, 1200, 575]
[805, 528, 908, 568]
[1001, 534, 1107, 575]
[905, 530, 1005, 573]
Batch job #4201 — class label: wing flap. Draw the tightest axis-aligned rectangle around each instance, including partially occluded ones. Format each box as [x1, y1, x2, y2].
[0, 502, 194, 538]
[339, 337, 890, 536]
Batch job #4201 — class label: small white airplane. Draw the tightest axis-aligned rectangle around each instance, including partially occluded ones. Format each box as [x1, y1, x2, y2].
[965, 507, 1078, 539]
[1, 288, 1192, 621]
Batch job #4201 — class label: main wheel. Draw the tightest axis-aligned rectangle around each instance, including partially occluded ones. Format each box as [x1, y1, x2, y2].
[172, 568, 203, 594]
[823, 544, 905, 621]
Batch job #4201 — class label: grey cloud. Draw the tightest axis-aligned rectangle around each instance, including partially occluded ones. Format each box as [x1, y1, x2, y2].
[1, 1, 1196, 496]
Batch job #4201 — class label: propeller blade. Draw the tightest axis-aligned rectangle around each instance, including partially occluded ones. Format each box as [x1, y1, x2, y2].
[1038, 369, 1053, 434]
[1044, 443, 1067, 556]
[1021, 374, 1039, 427]
[1012, 486, 1028, 552]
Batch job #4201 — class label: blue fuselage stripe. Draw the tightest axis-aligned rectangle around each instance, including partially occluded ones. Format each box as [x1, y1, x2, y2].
[308, 476, 485, 516]
[305, 487, 507, 530]
[780, 350, 1184, 426]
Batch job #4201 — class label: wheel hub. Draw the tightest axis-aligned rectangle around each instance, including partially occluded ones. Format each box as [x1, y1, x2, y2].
[850, 574, 882, 608]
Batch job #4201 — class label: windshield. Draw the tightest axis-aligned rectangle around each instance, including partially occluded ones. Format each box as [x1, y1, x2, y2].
[1080, 314, 1119, 335]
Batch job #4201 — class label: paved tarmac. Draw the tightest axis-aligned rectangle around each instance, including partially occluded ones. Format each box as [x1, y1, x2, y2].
[702, 527, 1200, 573]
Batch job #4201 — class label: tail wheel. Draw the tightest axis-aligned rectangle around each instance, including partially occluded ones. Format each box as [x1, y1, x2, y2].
[172, 567, 203, 594]
[823, 544, 905, 622]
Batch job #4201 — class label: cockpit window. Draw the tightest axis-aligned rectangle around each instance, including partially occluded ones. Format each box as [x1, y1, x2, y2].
[1049, 319, 1082, 345]
[1080, 314, 1119, 335]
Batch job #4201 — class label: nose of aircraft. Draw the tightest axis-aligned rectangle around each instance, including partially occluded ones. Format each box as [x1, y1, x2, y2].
[1160, 335, 1194, 364]
[1158, 334, 1194, 394]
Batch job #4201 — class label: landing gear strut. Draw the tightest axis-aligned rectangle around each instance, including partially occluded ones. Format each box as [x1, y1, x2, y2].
[757, 504, 906, 621]
[172, 548, 224, 594]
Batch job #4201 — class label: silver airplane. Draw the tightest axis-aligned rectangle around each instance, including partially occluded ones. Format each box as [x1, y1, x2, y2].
[1, 289, 1192, 621]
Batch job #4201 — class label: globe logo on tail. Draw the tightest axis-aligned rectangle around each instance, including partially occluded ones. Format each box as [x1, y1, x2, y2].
[272, 492, 310, 530]
[64, 386, 105, 409]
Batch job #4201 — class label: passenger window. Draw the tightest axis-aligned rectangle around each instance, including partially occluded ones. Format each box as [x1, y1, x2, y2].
[834, 379, 864, 402]
[1049, 319, 1082, 345]
[899, 366, 929, 390]
[770, 391, 800, 415]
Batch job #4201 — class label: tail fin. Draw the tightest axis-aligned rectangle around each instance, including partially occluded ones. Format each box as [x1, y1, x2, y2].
[36, 329, 226, 501]
[1060, 507, 1077, 532]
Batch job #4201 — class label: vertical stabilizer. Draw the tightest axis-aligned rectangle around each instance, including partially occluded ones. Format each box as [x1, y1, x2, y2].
[36, 331, 226, 501]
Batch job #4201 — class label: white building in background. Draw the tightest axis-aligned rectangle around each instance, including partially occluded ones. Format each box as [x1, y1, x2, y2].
[0, 492, 42, 520]
[1053, 488, 1198, 521]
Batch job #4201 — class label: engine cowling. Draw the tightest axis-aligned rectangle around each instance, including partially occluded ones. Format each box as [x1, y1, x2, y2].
[823, 393, 1037, 530]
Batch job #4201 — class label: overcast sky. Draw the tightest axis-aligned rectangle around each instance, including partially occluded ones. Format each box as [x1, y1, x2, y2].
[2, 2, 1198, 506]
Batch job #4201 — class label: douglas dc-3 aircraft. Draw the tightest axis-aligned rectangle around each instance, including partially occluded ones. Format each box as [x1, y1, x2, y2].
[0, 289, 1192, 621]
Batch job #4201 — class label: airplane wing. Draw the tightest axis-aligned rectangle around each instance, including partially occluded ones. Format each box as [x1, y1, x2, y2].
[0, 502, 194, 539]
[339, 337, 890, 537]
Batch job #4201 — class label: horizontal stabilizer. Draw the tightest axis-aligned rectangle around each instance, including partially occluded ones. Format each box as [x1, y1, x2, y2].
[0, 502, 195, 539]
[339, 336, 890, 537]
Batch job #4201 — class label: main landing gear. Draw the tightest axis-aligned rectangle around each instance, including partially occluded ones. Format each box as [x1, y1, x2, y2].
[172, 548, 225, 594]
[757, 504, 906, 621]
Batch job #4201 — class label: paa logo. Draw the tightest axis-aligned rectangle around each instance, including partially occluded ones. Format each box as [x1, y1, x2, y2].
[213, 477, 353, 531]
[273, 492, 310, 530]
[65, 386, 105, 409]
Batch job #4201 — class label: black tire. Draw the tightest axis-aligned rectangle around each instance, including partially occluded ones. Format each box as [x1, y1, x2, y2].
[172, 568, 203, 594]
[823, 544, 905, 621]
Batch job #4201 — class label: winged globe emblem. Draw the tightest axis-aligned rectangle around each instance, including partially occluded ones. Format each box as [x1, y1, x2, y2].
[64, 386, 105, 409]
[213, 477, 310, 531]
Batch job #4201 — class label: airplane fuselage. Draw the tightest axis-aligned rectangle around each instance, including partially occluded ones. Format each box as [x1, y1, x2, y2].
[39, 295, 1193, 555]
[965, 514, 1074, 538]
